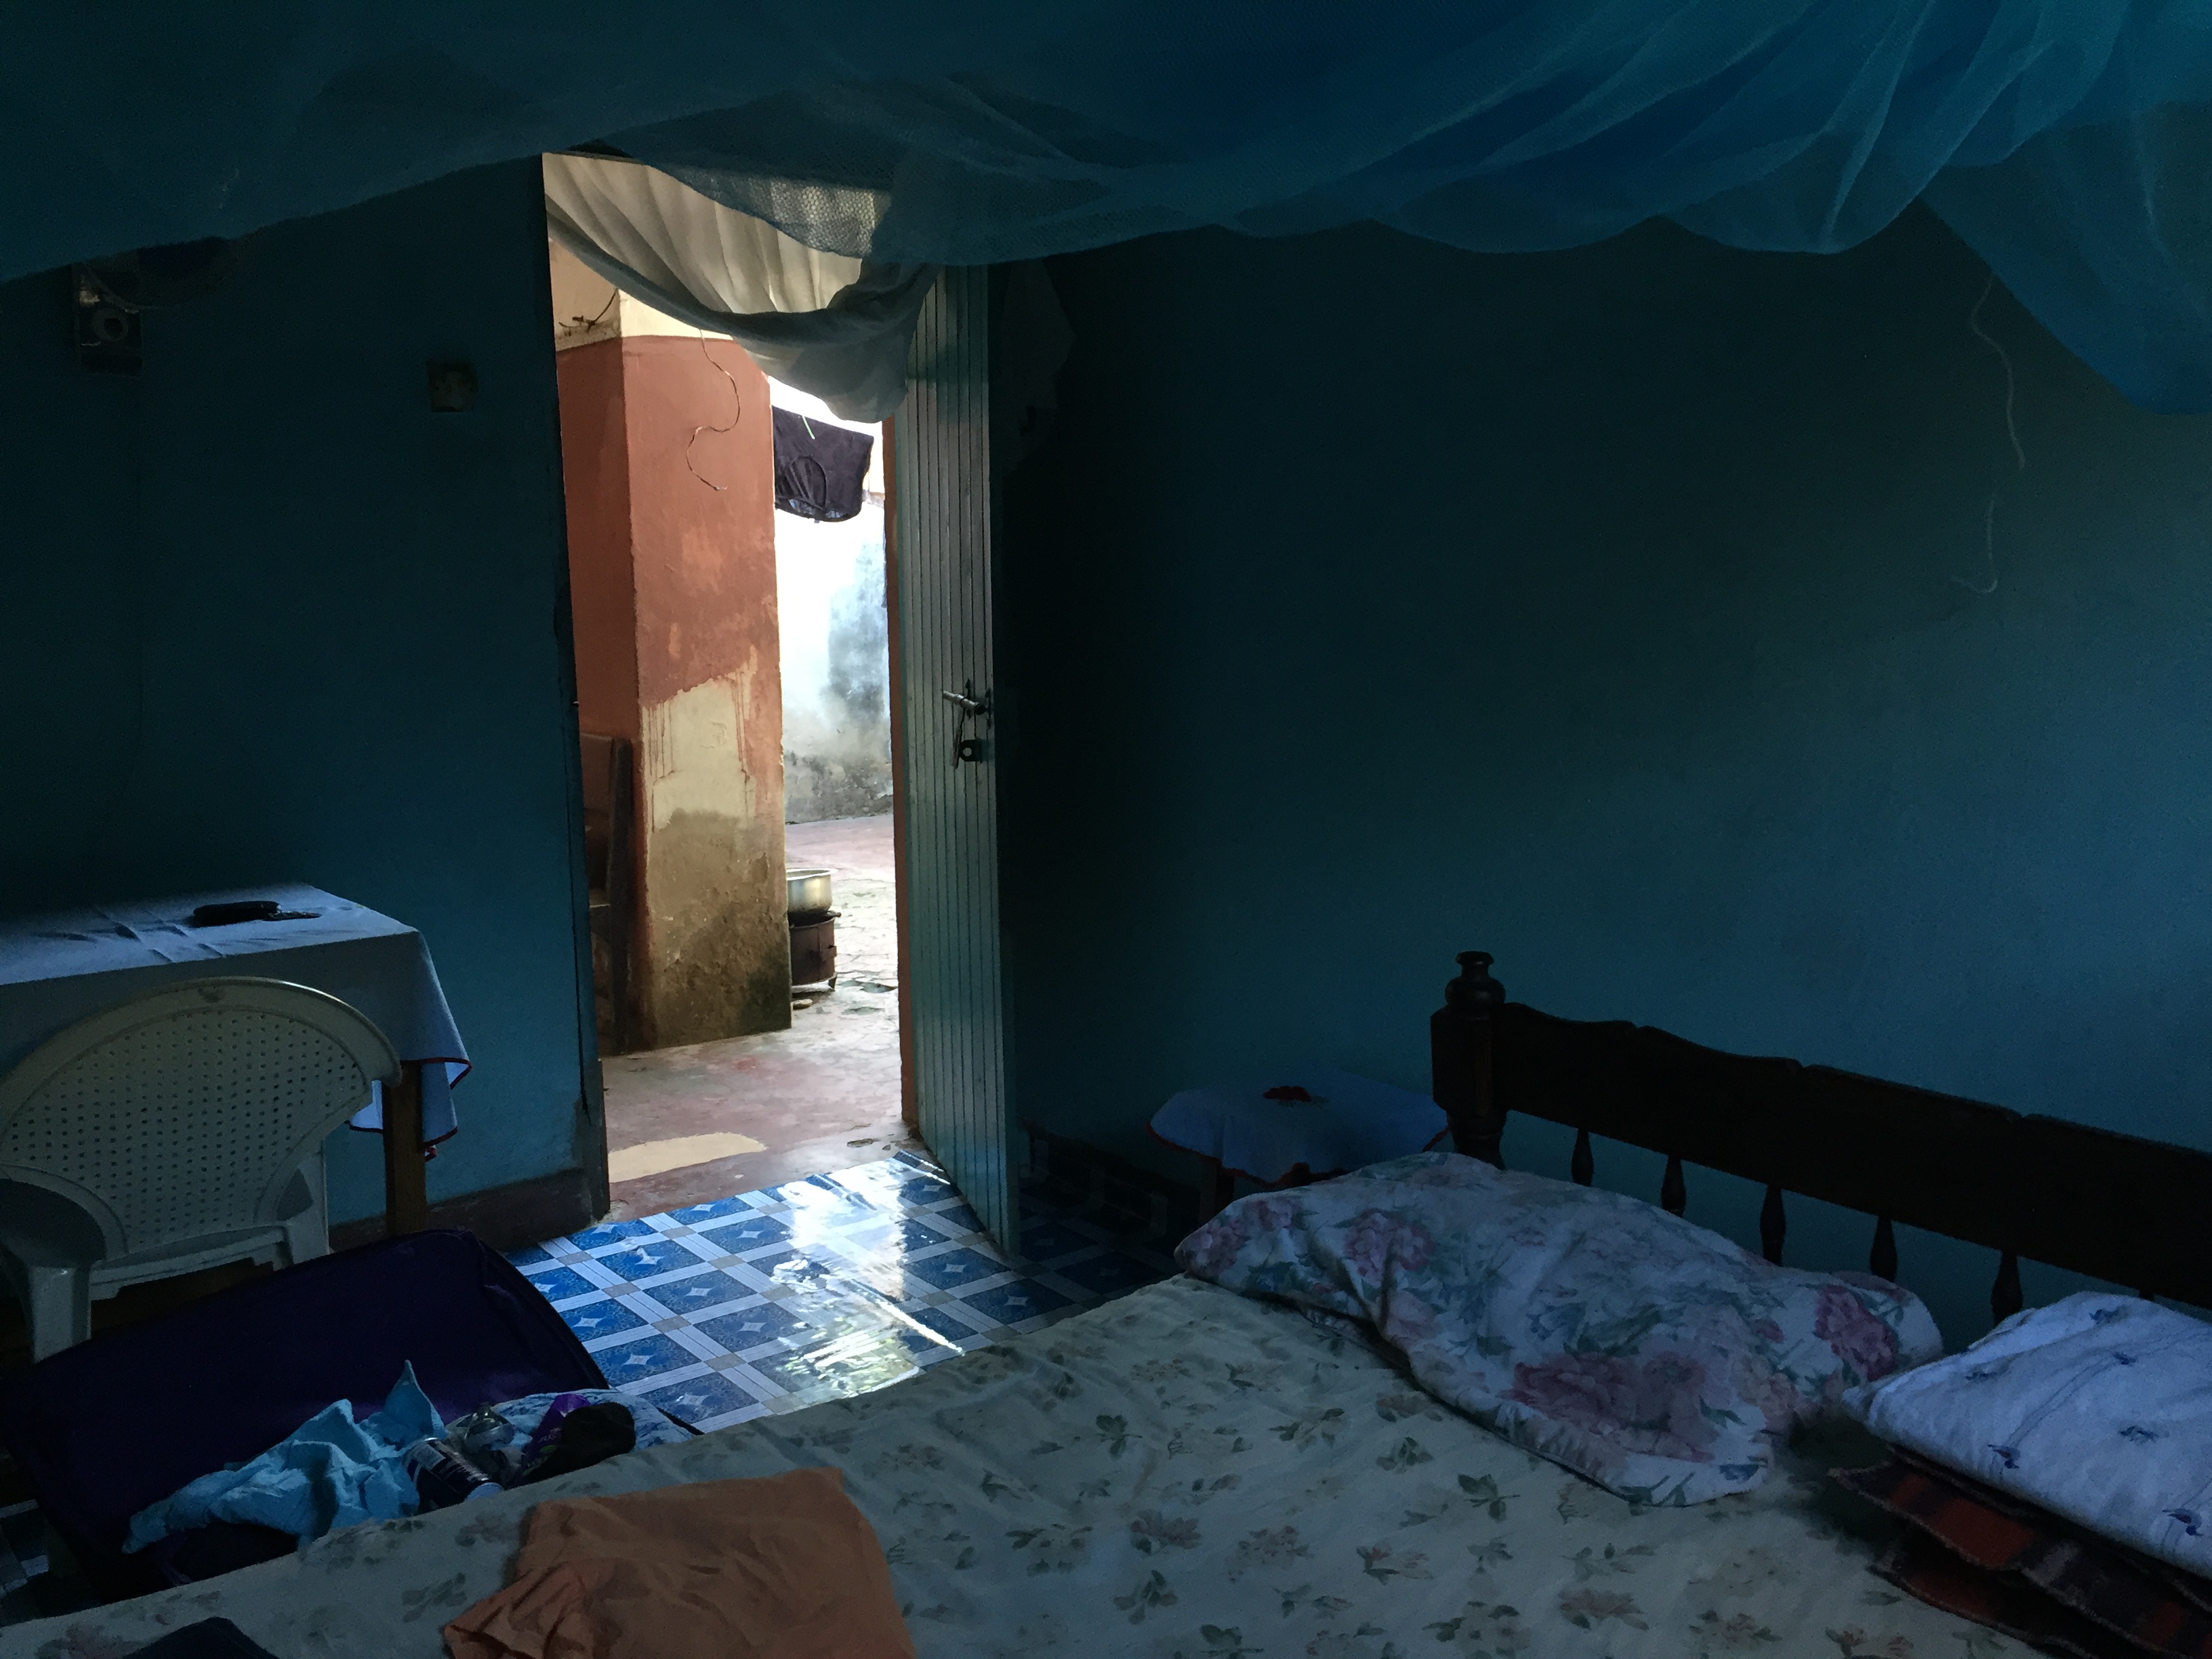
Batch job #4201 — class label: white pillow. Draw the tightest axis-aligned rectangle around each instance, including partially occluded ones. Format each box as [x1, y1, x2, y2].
[1849, 1291, 2212, 1574]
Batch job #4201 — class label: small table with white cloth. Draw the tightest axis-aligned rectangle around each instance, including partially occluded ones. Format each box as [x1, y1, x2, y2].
[1149, 1067, 1450, 1222]
[0, 884, 469, 1237]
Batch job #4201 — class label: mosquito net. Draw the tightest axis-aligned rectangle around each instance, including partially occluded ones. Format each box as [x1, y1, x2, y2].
[5, 3, 2210, 408]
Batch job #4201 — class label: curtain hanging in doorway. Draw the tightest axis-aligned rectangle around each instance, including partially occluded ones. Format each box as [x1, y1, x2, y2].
[9, 3, 2212, 412]
[542, 153, 934, 422]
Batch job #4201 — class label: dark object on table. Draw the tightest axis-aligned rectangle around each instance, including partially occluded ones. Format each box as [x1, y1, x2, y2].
[125, 1618, 285, 1659]
[579, 732, 636, 1054]
[790, 910, 838, 989]
[1430, 947, 2212, 1332]
[519, 1401, 637, 1486]
[1837, 1455, 2212, 1659]
[187, 900, 315, 927]
[772, 405, 873, 522]
[0, 1229, 605, 1598]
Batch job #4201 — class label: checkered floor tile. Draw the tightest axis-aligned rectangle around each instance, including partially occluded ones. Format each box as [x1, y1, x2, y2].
[507, 1149, 1176, 1433]
[0, 1502, 41, 1597]
[0, 1148, 1179, 1626]
[0, 1498, 84, 1626]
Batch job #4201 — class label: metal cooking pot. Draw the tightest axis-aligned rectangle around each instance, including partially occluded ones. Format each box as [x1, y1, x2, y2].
[787, 868, 833, 914]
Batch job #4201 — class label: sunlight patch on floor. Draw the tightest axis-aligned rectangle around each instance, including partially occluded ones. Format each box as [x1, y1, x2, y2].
[607, 1132, 767, 1182]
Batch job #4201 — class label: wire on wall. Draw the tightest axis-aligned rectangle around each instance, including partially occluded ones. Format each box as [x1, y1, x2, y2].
[1970, 273, 2026, 474]
[685, 331, 743, 491]
[555, 286, 618, 344]
[1956, 272, 2027, 598]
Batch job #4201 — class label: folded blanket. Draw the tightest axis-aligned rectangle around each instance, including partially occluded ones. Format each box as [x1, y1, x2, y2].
[443, 1467, 914, 1659]
[125, 1364, 441, 1553]
[1872, 1532, 2137, 1659]
[1839, 1454, 2212, 1659]
[1848, 1292, 2212, 1579]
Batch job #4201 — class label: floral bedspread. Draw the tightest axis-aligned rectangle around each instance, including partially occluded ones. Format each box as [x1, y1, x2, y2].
[1, 1277, 2004, 1659]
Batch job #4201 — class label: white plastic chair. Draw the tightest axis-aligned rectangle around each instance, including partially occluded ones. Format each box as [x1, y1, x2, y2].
[0, 977, 399, 1361]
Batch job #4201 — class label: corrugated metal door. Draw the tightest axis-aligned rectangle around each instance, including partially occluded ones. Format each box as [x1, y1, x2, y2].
[890, 268, 1018, 1250]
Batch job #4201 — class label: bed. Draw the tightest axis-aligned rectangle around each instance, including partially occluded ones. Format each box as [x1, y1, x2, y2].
[7, 948, 2206, 1659]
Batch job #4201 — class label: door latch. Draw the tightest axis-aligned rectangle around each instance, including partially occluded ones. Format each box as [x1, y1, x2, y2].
[943, 684, 991, 767]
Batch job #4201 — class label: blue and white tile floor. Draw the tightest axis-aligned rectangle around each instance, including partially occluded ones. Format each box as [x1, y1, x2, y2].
[0, 1149, 1178, 1626]
[506, 1149, 1177, 1433]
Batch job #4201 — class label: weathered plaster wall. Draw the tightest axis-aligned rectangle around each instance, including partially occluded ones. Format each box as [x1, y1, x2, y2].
[0, 161, 595, 1230]
[1000, 209, 2212, 1347]
[554, 288, 790, 1048]
[628, 334, 789, 1046]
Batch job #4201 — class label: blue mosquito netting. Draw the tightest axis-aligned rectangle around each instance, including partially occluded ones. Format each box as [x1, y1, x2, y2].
[6, 2, 2212, 409]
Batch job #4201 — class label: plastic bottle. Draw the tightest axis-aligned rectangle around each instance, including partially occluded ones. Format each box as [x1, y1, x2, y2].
[403, 1437, 505, 1509]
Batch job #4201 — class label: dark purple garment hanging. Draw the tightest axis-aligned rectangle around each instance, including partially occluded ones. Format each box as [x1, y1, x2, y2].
[773, 405, 874, 522]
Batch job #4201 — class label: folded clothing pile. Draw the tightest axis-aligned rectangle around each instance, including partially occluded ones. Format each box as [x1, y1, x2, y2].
[124, 1368, 692, 1570]
[1843, 1292, 2212, 1659]
[444, 1467, 914, 1659]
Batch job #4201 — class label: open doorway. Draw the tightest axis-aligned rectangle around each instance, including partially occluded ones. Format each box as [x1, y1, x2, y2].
[521, 234, 1152, 1441]
[547, 237, 918, 1221]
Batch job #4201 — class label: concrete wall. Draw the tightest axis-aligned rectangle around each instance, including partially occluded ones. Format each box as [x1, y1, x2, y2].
[554, 240, 790, 1048]
[628, 334, 789, 1044]
[999, 209, 2212, 1347]
[0, 161, 595, 1231]
[774, 384, 892, 824]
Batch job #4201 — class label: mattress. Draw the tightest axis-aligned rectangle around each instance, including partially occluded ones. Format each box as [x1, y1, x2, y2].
[0, 1276, 1990, 1658]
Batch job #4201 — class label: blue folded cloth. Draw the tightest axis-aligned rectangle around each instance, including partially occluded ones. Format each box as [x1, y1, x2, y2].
[125, 1364, 442, 1553]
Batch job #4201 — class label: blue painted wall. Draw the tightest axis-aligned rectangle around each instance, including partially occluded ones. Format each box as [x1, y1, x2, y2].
[999, 209, 2212, 1345]
[0, 161, 592, 1227]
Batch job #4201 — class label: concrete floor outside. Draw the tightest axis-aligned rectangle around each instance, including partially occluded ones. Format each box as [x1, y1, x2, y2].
[600, 813, 918, 1219]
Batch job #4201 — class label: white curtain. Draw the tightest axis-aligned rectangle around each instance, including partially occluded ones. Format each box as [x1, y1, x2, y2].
[542, 152, 935, 421]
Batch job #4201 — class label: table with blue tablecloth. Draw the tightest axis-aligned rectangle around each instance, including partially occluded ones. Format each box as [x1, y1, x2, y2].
[0, 884, 469, 1234]
[1148, 1066, 1449, 1221]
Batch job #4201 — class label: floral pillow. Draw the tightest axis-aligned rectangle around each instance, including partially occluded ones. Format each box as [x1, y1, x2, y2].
[1177, 1151, 1942, 1506]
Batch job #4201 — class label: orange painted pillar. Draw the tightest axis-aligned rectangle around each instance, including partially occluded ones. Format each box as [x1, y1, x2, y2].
[556, 264, 789, 1052]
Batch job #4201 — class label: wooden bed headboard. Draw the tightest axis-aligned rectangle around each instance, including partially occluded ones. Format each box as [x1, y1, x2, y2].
[1429, 949, 2212, 1328]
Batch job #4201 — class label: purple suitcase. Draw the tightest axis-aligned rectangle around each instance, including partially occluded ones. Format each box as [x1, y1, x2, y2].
[0, 1229, 604, 1598]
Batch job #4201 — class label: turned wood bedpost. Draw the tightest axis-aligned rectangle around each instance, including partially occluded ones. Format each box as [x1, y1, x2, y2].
[1433, 950, 1507, 1167]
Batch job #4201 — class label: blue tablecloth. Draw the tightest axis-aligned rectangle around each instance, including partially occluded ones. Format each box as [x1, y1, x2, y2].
[0, 884, 466, 1145]
[1149, 1067, 1447, 1185]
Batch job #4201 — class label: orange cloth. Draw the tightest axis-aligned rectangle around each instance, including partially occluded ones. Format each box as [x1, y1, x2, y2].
[443, 1468, 915, 1659]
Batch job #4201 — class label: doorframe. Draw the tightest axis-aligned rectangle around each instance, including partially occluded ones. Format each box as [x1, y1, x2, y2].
[882, 419, 920, 1134]
[541, 197, 613, 1225]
